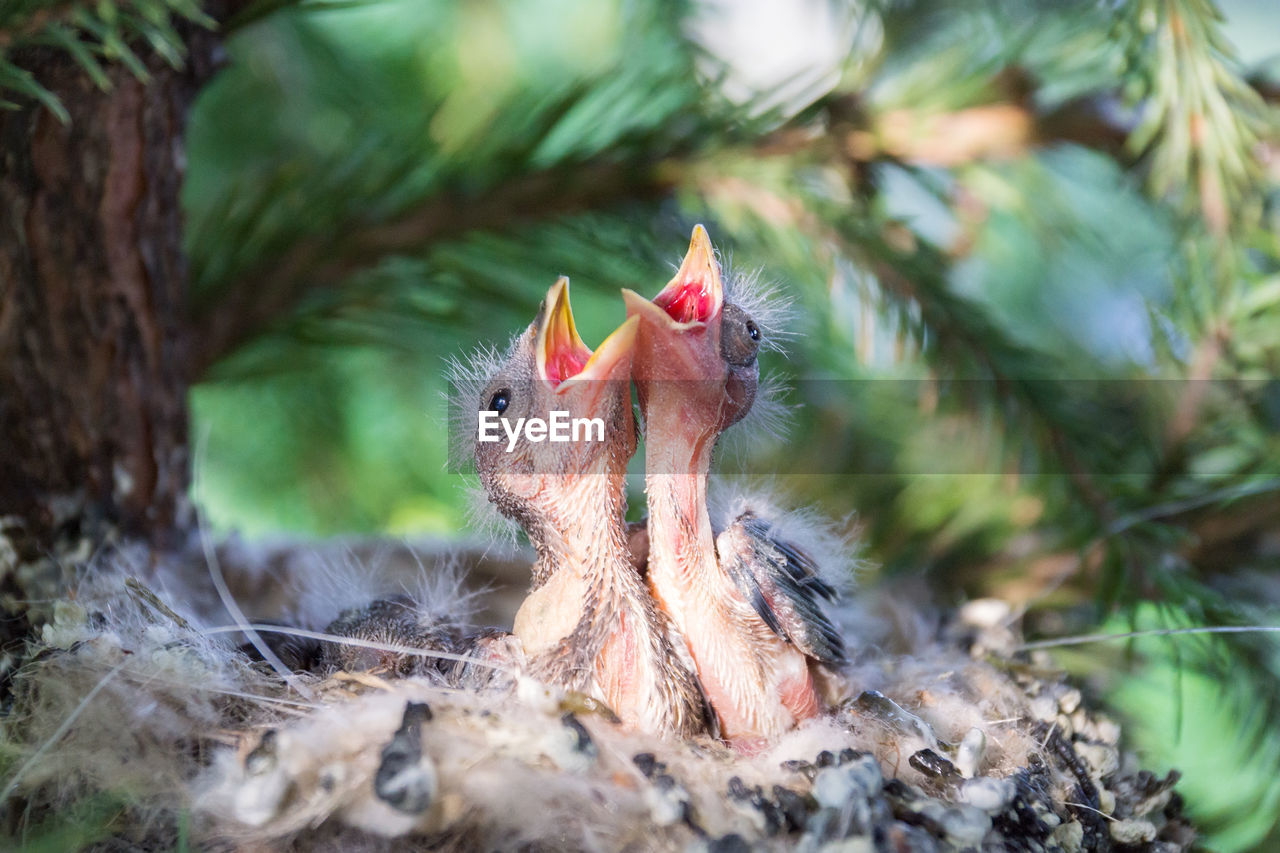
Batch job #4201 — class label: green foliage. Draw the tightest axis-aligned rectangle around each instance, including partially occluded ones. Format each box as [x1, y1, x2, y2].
[7, 791, 138, 852]
[1059, 602, 1280, 851]
[0, 0, 214, 119]
[12, 0, 1280, 847]
[178, 7, 1280, 846]
[1122, 0, 1271, 236]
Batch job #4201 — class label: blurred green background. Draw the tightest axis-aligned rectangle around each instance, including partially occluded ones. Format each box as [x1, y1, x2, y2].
[157, 0, 1280, 848]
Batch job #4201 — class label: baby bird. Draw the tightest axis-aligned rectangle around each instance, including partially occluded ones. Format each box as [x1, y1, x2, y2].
[321, 596, 518, 688]
[623, 226, 846, 747]
[459, 277, 709, 738]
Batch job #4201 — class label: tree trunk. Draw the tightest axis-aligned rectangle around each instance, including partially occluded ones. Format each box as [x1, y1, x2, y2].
[0, 10, 234, 550]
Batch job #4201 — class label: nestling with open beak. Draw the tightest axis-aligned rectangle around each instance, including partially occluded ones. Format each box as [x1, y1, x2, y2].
[456, 277, 710, 738]
[624, 226, 846, 747]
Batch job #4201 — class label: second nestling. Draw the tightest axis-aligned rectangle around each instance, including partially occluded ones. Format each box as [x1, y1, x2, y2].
[451, 225, 849, 749]
[454, 276, 711, 738]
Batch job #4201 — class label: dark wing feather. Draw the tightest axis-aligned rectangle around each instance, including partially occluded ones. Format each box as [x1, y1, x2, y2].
[716, 512, 847, 667]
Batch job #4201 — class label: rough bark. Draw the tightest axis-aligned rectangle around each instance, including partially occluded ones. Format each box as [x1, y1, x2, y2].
[0, 11, 234, 548]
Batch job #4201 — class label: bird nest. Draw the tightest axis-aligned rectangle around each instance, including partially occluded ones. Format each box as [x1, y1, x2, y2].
[1, 539, 1193, 852]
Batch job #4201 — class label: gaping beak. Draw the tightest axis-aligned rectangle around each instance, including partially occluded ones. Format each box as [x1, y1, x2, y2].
[653, 224, 724, 324]
[533, 277, 637, 416]
[535, 277, 592, 387]
[622, 224, 726, 381]
[556, 316, 639, 391]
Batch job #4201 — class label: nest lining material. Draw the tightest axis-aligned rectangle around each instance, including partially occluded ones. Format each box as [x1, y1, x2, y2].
[2, 539, 1191, 852]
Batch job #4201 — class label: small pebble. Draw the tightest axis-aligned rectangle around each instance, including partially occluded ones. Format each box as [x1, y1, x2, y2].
[1133, 785, 1176, 817]
[41, 600, 90, 649]
[844, 754, 883, 797]
[781, 758, 815, 779]
[1095, 717, 1122, 745]
[1029, 695, 1058, 723]
[1110, 818, 1157, 844]
[1051, 819, 1084, 853]
[940, 803, 992, 847]
[812, 767, 865, 810]
[955, 728, 986, 778]
[772, 786, 809, 831]
[911, 799, 990, 848]
[909, 749, 960, 781]
[959, 776, 1014, 812]
[853, 690, 939, 748]
[1076, 741, 1120, 780]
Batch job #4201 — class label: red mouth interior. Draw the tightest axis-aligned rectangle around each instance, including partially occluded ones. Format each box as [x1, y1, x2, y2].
[653, 277, 717, 324]
[545, 346, 591, 386]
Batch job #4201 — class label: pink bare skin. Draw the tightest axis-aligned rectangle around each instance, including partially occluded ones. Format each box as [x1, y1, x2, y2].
[624, 226, 841, 747]
[470, 278, 708, 738]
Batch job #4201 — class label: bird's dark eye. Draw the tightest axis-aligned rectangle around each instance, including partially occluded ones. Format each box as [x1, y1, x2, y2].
[487, 389, 510, 414]
[720, 303, 761, 367]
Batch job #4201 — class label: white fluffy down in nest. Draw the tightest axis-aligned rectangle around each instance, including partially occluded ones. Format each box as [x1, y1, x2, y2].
[2, 539, 1176, 851]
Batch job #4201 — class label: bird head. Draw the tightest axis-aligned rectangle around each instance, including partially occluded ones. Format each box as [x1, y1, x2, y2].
[622, 225, 763, 437]
[469, 277, 638, 533]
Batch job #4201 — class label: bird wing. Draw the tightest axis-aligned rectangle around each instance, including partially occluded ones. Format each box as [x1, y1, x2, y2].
[715, 511, 846, 667]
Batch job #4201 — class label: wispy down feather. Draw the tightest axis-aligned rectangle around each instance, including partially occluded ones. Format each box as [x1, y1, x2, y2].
[4, 549, 1190, 851]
